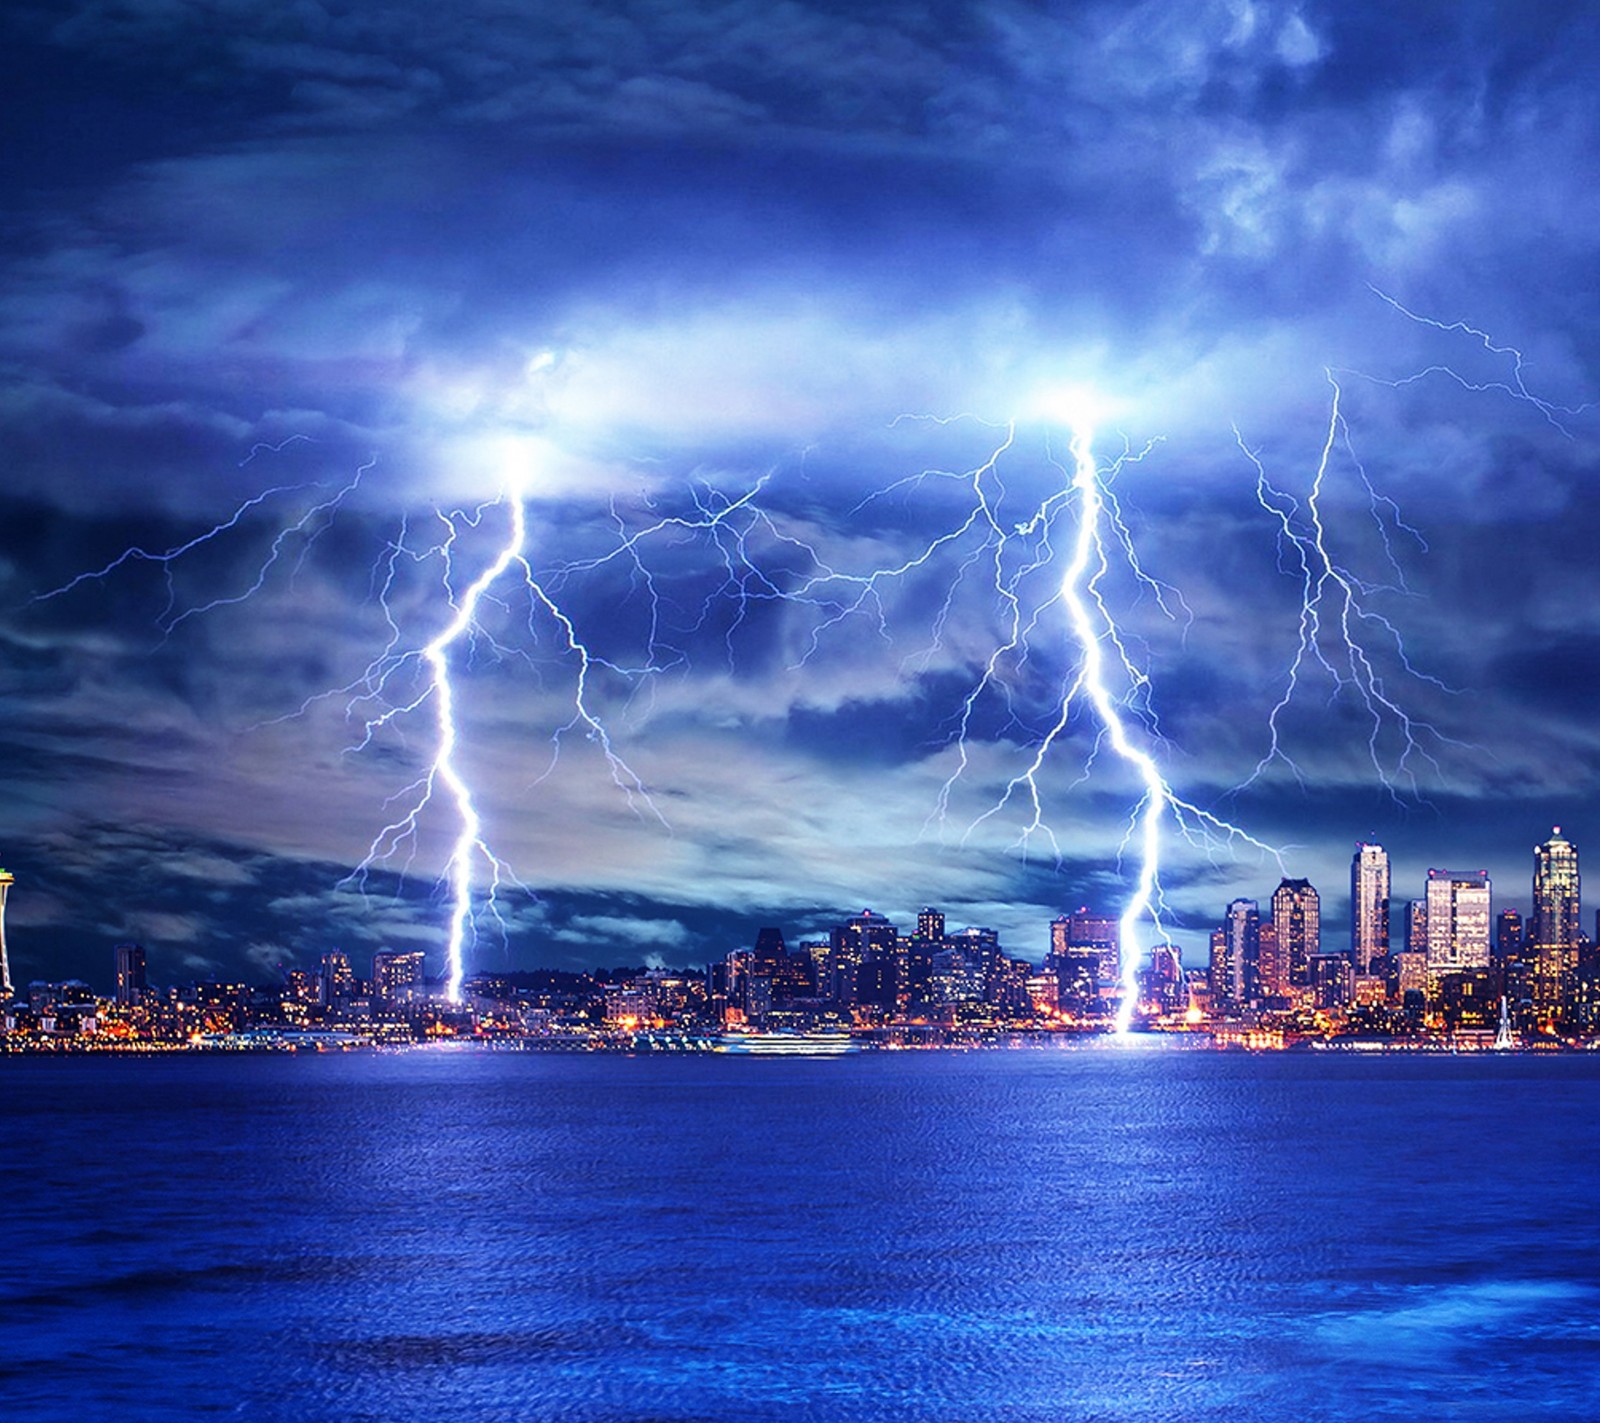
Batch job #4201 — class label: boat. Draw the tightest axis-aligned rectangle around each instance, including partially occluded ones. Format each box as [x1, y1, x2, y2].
[715, 1028, 857, 1056]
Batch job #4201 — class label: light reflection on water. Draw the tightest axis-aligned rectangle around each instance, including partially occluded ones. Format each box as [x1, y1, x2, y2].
[3, 1047, 1599, 1421]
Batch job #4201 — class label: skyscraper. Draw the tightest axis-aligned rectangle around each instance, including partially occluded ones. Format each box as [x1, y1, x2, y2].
[1531, 827, 1580, 1020]
[1059, 908, 1120, 985]
[114, 943, 148, 1007]
[1350, 843, 1390, 973]
[1212, 899, 1259, 1011]
[372, 949, 425, 1004]
[1424, 870, 1492, 976]
[1271, 878, 1321, 990]
[0, 867, 12, 998]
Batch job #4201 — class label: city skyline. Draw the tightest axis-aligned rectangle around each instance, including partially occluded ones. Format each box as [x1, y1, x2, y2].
[4, 5, 1600, 990]
[5, 824, 1597, 995]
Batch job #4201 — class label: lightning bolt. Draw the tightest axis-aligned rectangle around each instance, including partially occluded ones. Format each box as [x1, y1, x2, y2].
[782, 403, 1277, 1035]
[358, 475, 530, 1004]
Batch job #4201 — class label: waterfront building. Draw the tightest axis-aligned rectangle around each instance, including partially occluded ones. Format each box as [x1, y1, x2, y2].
[1350, 844, 1390, 974]
[1424, 870, 1492, 978]
[0, 866, 13, 998]
[1531, 828, 1580, 1021]
[1271, 878, 1321, 990]
[113, 943, 148, 1007]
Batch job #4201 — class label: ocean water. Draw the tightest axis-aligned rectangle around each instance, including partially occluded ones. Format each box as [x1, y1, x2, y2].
[3, 1044, 1599, 1421]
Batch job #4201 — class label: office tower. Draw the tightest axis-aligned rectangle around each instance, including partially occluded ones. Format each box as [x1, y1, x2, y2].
[1350, 844, 1391, 973]
[319, 950, 355, 1007]
[1424, 870, 1492, 975]
[1212, 899, 1259, 1010]
[917, 908, 945, 943]
[1256, 921, 1283, 998]
[113, 943, 148, 1007]
[1059, 908, 1120, 985]
[1496, 909, 1525, 963]
[751, 927, 787, 972]
[1271, 878, 1321, 990]
[1310, 953, 1354, 1009]
[1531, 828, 1580, 1020]
[0, 867, 12, 997]
[1406, 899, 1429, 956]
[372, 949, 425, 1004]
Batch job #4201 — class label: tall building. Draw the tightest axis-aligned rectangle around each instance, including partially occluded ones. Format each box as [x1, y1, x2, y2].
[1424, 870, 1492, 976]
[1350, 844, 1390, 973]
[320, 950, 355, 1008]
[1058, 908, 1120, 985]
[1496, 908, 1525, 963]
[1211, 899, 1259, 1011]
[1531, 827, 1581, 1020]
[114, 943, 148, 1007]
[0, 866, 12, 998]
[1271, 878, 1321, 990]
[917, 908, 946, 943]
[1406, 899, 1429, 956]
[372, 949, 425, 1004]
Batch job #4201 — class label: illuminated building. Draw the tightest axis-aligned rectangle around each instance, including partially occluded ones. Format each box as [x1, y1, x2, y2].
[1310, 953, 1354, 1010]
[1424, 870, 1492, 977]
[1211, 899, 1259, 1012]
[113, 943, 148, 1007]
[917, 908, 945, 943]
[319, 950, 355, 1008]
[1531, 828, 1580, 1020]
[0, 866, 13, 998]
[1139, 944, 1185, 1014]
[1406, 899, 1428, 956]
[1057, 908, 1120, 986]
[1395, 950, 1428, 1005]
[1270, 878, 1321, 990]
[372, 950, 426, 1004]
[1496, 908, 1525, 963]
[1256, 921, 1284, 1000]
[1349, 843, 1390, 974]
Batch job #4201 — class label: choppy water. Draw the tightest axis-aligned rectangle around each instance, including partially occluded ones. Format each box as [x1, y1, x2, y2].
[3, 1044, 1599, 1421]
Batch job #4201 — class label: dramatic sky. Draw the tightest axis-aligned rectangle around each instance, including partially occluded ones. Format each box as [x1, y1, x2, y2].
[5, 0, 1600, 988]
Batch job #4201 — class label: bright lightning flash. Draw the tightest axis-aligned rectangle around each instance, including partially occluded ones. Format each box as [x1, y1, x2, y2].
[411, 472, 527, 1003]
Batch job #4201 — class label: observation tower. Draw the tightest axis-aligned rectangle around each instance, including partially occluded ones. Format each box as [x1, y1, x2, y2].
[0, 867, 13, 997]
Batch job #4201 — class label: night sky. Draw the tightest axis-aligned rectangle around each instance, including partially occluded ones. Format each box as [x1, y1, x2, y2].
[4, 1, 1600, 989]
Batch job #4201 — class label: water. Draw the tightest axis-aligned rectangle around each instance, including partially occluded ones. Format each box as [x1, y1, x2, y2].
[4, 1045, 1599, 1421]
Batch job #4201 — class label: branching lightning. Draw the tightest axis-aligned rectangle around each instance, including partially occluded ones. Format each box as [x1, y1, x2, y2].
[32, 286, 1566, 1027]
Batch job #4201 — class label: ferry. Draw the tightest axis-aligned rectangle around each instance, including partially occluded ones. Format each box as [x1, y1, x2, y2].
[715, 1028, 857, 1056]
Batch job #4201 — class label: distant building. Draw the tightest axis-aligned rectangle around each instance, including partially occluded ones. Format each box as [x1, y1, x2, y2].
[319, 951, 355, 1008]
[1055, 909, 1120, 986]
[1350, 844, 1390, 974]
[1424, 870, 1492, 977]
[1270, 878, 1321, 991]
[1310, 953, 1354, 1010]
[1406, 898, 1429, 957]
[1212, 899, 1259, 1011]
[113, 943, 148, 1007]
[1495, 908, 1525, 963]
[1531, 828, 1580, 1021]
[372, 950, 426, 1004]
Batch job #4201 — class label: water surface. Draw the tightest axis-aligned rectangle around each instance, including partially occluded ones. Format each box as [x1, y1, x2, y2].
[3, 1045, 1597, 1420]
